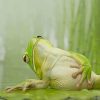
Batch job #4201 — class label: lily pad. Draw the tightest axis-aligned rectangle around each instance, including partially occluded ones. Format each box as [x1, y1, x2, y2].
[0, 89, 100, 100]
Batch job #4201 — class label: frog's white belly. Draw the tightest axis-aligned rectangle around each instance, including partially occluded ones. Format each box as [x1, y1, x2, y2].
[49, 65, 95, 90]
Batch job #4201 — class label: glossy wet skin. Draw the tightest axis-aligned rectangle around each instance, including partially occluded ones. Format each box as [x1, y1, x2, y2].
[6, 36, 97, 92]
[23, 36, 93, 88]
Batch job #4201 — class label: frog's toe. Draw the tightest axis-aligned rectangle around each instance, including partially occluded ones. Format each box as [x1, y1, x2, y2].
[72, 72, 78, 79]
[5, 85, 23, 92]
[6, 87, 15, 92]
[76, 70, 87, 88]
[87, 80, 93, 89]
[22, 86, 28, 91]
[87, 67, 92, 84]
[87, 77, 93, 89]
[5, 86, 11, 90]
[22, 83, 33, 91]
[72, 68, 83, 79]
[87, 80, 91, 85]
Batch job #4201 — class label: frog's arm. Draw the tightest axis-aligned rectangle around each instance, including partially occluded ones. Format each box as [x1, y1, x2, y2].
[6, 79, 49, 92]
[69, 52, 92, 87]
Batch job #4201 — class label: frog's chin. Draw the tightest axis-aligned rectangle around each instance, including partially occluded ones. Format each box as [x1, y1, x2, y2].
[27, 62, 34, 71]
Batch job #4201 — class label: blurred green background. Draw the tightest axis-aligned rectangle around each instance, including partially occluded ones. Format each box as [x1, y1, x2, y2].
[0, 0, 100, 99]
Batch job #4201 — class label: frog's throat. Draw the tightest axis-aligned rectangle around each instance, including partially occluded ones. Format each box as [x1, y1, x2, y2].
[32, 38, 53, 79]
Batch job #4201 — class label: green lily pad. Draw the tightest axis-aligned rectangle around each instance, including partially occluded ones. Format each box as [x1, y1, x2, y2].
[0, 89, 100, 100]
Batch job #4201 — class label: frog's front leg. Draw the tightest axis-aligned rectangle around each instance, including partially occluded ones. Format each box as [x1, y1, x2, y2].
[5, 79, 49, 92]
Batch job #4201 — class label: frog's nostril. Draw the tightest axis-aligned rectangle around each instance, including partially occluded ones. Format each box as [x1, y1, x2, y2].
[37, 35, 43, 38]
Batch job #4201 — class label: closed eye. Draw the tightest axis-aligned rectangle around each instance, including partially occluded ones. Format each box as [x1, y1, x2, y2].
[37, 35, 43, 38]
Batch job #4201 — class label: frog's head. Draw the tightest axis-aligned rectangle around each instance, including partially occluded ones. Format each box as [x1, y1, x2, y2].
[22, 35, 52, 71]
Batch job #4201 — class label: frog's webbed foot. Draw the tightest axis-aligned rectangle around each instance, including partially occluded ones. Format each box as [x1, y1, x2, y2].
[72, 65, 92, 88]
[5, 85, 22, 92]
[5, 79, 48, 92]
[5, 79, 34, 92]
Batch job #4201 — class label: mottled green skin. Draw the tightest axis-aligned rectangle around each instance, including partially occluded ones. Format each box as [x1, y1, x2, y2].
[6, 37, 100, 92]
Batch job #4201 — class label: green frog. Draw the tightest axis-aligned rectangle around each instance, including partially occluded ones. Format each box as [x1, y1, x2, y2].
[6, 36, 100, 92]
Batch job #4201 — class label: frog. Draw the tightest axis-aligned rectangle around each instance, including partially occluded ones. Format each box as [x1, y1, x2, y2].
[6, 36, 100, 92]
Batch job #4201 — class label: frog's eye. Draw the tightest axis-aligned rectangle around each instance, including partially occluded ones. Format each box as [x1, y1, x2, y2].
[23, 55, 29, 63]
[37, 35, 43, 38]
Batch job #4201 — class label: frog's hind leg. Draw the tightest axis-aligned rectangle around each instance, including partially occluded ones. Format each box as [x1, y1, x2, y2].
[70, 63, 80, 69]
[71, 66, 92, 88]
